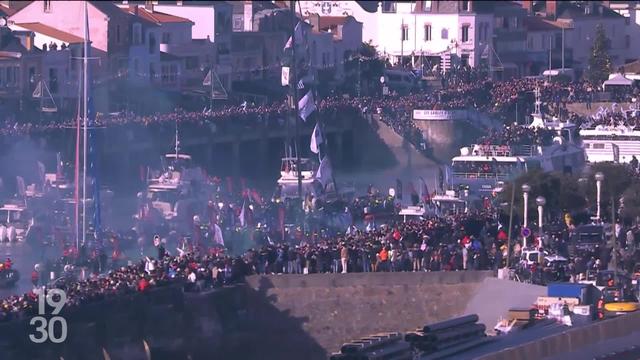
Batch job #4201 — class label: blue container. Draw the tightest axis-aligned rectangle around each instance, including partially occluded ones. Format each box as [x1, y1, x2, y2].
[547, 283, 598, 305]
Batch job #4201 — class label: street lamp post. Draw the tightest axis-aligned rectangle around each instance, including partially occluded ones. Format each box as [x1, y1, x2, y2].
[522, 184, 530, 248]
[595, 172, 604, 222]
[536, 196, 546, 248]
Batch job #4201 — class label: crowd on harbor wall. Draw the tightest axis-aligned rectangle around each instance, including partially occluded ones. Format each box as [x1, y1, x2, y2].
[0, 271, 493, 360]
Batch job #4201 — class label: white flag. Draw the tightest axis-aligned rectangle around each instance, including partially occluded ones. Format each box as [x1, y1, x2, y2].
[213, 223, 224, 246]
[281, 66, 290, 86]
[310, 122, 323, 154]
[239, 201, 246, 228]
[298, 90, 316, 122]
[315, 157, 333, 187]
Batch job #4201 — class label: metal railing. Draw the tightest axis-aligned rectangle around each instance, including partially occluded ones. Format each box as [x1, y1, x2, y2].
[451, 172, 510, 180]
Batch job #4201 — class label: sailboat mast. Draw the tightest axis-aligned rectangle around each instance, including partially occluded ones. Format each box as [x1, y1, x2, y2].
[82, 0, 89, 247]
[175, 119, 179, 159]
[289, 0, 302, 199]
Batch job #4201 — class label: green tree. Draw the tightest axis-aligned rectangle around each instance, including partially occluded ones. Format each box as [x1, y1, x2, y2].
[499, 169, 587, 222]
[587, 23, 612, 85]
[342, 41, 384, 96]
[621, 183, 640, 224]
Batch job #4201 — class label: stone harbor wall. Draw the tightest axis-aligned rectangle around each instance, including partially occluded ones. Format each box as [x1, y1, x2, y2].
[0, 271, 514, 360]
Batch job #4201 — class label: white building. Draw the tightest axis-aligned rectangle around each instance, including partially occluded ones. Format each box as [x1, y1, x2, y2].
[297, 1, 378, 44]
[604, 1, 640, 63]
[145, 1, 233, 93]
[299, 1, 493, 70]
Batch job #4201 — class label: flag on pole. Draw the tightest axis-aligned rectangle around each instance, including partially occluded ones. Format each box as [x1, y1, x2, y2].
[419, 177, 431, 204]
[281, 66, 290, 87]
[239, 200, 247, 228]
[612, 143, 620, 163]
[310, 122, 323, 154]
[298, 90, 316, 122]
[315, 156, 333, 187]
[284, 21, 305, 50]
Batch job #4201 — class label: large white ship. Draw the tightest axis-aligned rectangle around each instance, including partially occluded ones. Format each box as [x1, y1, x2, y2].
[449, 89, 586, 195]
[580, 125, 640, 163]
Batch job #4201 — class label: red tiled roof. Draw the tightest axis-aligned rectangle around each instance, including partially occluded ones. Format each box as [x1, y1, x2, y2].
[15, 22, 85, 44]
[523, 16, 569, 31]
[122, 6, 192, 25]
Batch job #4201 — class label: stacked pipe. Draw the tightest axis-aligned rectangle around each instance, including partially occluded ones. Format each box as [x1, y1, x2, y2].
[404, 314, 492, 359]
[329, 332, 413, 360]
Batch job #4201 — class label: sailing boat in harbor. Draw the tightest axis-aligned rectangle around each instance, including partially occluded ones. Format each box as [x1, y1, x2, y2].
[72, 1, 102, 250]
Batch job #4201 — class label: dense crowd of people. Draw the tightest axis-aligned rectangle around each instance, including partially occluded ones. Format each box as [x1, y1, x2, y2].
[3, 64, 640, 322]
[0, 248, 249, 322]
[3, 65, 638, 156]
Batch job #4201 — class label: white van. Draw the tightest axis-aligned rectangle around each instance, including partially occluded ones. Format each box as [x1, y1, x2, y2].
[384, 69, 418, 94]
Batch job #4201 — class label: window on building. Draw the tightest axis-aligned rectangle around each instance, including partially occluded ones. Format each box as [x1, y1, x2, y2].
[461, 1, 470, 11]
[423, 1, 432, 11]
[461, 54, 469, 66]
[133, 23, 142, 45]
[527, 36, 533, 50]
[48, 68, 58, 93]
[44, 0, 51, 13]
[161, 64, 168, 83]
[186, 56, 199, 70]
[424, 24, 432, 41]
[513, 17, 520, 29]
[382, 1, 397, 13]
[162, 32, 171, 44]
[149, 33, 156, 54]
[541, 34, 546, 49]
[28, 67, 35, 87]
[626, 35, 631, 49]
[233, 15, 243, 31]
[162, 64, 177, 83]
[401, 24, 409, 41]
[441, 28, 448, 39]
[462, 25, 469, 42]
